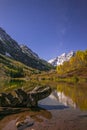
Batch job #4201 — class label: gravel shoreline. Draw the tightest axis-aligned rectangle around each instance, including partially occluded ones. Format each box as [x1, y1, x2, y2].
[0, 108, 87, 130]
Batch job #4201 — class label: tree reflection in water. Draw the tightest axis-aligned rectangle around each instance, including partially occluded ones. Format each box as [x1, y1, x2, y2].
[56, 82, 87, 110]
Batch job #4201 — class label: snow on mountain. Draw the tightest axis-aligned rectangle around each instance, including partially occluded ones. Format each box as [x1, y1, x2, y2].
[48, 51, 75, 66]
[5, 52, 11, 57]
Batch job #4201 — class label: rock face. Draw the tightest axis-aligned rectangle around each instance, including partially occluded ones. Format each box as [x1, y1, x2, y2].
[0, 86, 52, 107]
[0, 27, 53, 71]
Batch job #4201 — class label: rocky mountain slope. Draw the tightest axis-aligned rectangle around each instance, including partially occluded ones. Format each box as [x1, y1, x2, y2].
[0, 27, 52, 71]
[20, 45, 39, 59]
[48, 51, 75, 66]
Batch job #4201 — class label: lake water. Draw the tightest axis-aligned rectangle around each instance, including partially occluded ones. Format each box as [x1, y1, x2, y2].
[0, 80, 87, 130]
[39, 82, 87, 111]
[0, 80, 87, 110]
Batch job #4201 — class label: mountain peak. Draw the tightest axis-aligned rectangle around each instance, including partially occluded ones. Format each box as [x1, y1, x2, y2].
[48, 51, 75, 66]
[61, 53, 66, 57]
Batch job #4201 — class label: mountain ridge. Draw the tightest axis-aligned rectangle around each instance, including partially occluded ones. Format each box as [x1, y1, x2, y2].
[20, 44, 39, 59]
[48, 51, 75, 66]
[0, 27, 53, 71]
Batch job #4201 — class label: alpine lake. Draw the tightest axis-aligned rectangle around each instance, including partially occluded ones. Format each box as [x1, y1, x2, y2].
[0, 79, 87, 130]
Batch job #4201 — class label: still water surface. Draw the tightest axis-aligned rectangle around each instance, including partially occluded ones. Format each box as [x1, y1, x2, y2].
[0, 80, 87, 111]
[0, 80, 87, 130]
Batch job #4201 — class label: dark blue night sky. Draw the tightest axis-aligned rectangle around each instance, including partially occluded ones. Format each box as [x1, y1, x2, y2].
[0, 0, 87, 60]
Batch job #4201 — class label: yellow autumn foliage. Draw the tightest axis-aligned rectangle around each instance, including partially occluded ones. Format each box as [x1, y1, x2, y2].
[57, 50, 87, 74]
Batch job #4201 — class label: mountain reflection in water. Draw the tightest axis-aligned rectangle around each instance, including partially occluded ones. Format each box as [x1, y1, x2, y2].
[0, 80, 87, 111]
[39, 90, 72, 110]
[39, 82, 87, 111]
[57, 91, 76, 108]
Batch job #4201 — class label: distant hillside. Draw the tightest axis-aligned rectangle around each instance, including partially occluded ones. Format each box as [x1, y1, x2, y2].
[31, 50, 87, 82]
[0, 27, 53, 71]
[0, 53, 40, 79]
